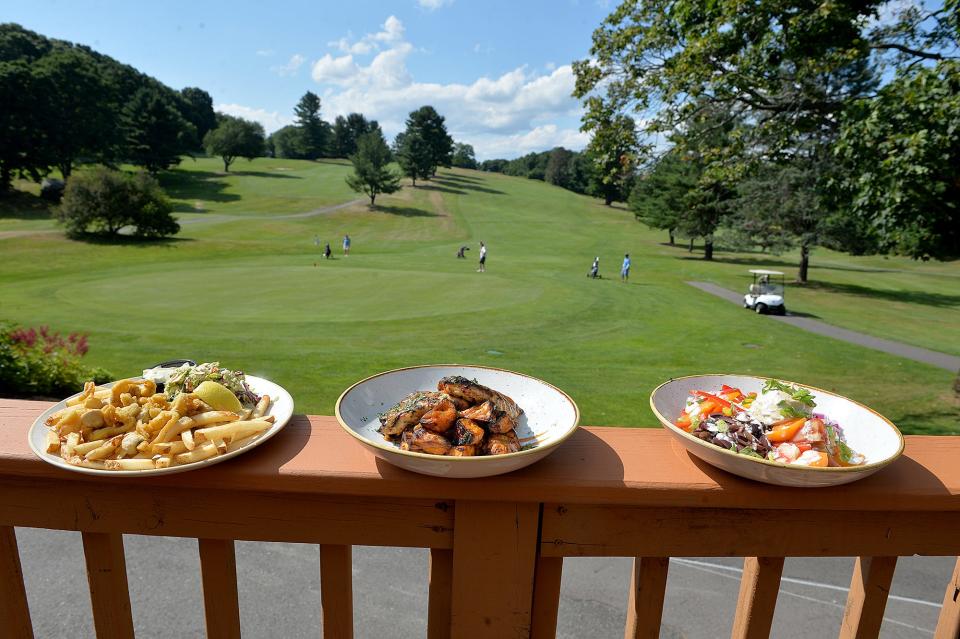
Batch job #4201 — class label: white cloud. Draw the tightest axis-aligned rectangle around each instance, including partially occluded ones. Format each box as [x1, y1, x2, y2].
[311, 53, 360, 83]
[418, 0, 454, 10]
[271, 53, 305, 77]
[310, 16, 584, 159]
[255, 49, 275, 57]
[470, 125, 591, 159]
[215, 103, 292, 133]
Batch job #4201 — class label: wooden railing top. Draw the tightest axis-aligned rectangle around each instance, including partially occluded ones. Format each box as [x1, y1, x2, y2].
[3, 398, 959, 511]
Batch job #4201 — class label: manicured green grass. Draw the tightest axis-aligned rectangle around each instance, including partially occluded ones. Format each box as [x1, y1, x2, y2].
[1, 158, 957, 434]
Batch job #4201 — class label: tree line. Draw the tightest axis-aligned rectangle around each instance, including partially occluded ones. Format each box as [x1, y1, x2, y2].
[0, 23, 219, 187]
[574, 0, 960, 279]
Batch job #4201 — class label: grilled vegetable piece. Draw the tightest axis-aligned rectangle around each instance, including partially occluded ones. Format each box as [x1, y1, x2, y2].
[419, 398, 458, 433]
[455, 418, 486, 447]
[459, 400, 495, 422]
[488, 413, 516, 434]
[437, 376, 522, 420]
[483, 431, 521, 456]
[448, 445, 477, 457]
[406, 425, 453, 455]
[379, 391, 448, 437]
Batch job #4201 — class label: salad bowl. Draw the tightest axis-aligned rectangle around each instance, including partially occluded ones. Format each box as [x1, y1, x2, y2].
[336, 365, 579, 478]
[650, 374, 904, 487]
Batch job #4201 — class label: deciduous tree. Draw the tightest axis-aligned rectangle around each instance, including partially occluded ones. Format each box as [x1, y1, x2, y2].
[203, 114, 265, 172]
[345, 130, 401, 206]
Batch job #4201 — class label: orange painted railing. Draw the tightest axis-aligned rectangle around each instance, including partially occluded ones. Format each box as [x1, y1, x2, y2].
[1, 398, 959, 638]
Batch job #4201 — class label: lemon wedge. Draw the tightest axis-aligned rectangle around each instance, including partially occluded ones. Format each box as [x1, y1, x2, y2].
[193, 381, 243, 412]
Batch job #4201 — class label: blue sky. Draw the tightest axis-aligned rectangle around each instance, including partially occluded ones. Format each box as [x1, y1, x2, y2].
[7, 0, 616, 159]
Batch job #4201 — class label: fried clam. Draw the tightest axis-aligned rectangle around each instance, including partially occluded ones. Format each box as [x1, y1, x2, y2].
[380, 391, 449, 437]
[455, 418, 486, 447]
[437, 376, 522, 421]
[459, 400, 495, 423]
[419, 398, 458, 434]
[483, 431, 521, 456]
[403, 425, 453, 455]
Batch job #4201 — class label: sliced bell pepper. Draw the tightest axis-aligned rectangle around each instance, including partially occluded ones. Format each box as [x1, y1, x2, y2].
[766, 417, 807, 443]
[693, 391, 731, 409]
[676, 413, 692, 430]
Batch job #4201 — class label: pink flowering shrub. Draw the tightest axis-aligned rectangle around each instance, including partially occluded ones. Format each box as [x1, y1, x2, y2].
[0, 322, 111, 397]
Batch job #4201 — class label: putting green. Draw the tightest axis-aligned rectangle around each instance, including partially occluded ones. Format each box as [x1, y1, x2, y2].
[40, 262, 545, 323]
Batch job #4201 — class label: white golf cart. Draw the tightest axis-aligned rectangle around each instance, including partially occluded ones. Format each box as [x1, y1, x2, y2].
[743, 269, 787, 315]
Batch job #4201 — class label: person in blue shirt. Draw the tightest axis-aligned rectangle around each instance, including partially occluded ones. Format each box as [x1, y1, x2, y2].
[343, 234, 351, 257]
[621, 253, 631, 282]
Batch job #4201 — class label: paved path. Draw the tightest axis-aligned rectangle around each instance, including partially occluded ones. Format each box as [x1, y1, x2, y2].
[688, 281, 960, 371]
[15, 528, 951, 638]
[176, 198, 365, 226]
[0, 198, 367, 239]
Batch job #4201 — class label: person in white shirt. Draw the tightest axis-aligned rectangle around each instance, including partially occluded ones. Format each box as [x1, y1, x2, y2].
[477, 241, 487, 272]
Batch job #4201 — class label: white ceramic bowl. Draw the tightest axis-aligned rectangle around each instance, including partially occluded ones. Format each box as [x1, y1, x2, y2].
[29, 375, 294, 477]
[650, 374, 904, 487]
[336, 365, 579, 478]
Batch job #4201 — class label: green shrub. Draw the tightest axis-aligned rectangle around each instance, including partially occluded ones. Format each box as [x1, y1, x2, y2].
[0, 322, 111, 398]
[57, 167, 179, 238]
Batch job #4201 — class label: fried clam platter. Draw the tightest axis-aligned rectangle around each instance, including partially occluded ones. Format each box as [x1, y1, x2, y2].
[379, 391, 456, 437]
[437, 376, 523, 421]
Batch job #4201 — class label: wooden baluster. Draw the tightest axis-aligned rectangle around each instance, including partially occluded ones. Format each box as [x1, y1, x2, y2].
[624, 557, 669, 639]
[428, 549, 453, 639]
[320, 544, 353, 639]
[198, 538, 241, 639]
[840, 556, 897, 639]
[0, 526, 33, 639]
[450, 501, 539, 638]
[935, 557, 960, 639]
[81, 532, 134, 639]
[731, 556, 784, 639]
[530, 557, 564, 639]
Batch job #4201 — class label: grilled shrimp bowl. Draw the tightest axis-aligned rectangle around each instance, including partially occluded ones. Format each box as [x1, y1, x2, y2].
[335, 365, 580, 478]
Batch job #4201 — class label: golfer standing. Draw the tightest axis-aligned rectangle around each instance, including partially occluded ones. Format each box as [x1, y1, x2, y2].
[477, 241, 487, 272]
[343, 234, 351, 257]
[621, 253, 631, 282]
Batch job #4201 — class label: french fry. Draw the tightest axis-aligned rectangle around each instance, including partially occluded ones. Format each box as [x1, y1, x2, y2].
[85, 436, 122, 461]
[251, 395, 271, 419]
[72, 440, 106, 456]
[104, 458, 155, 471]
[181, 428, 196, 451]
[45, 431, 60, 453]
[196, 419, 270, 443]
[152, 414, 190, 446]
[62, 432, 81, 458]
[189, 411, 239, 427]
[153, 454, 172, 469]
[224, 432, 263, 453]
[172, 441, 219, 466]
[65, 456, 106, 469]
[152, 441, 188, 455]
[90, 423, 134, 441]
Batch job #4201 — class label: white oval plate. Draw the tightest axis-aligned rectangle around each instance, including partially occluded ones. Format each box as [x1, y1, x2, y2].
[28, 375, 294, 477]
[336, 365, 579, 478]
[650, 374, 904, 487]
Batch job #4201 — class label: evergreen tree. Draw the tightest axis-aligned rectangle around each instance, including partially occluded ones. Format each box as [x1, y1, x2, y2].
[394, 131, 433, 186]
[294, 91, 328, 159]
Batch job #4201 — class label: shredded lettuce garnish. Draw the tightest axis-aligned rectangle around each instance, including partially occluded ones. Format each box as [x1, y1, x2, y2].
[763, 379, 816, 407]
[165, 362, 259, 405]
